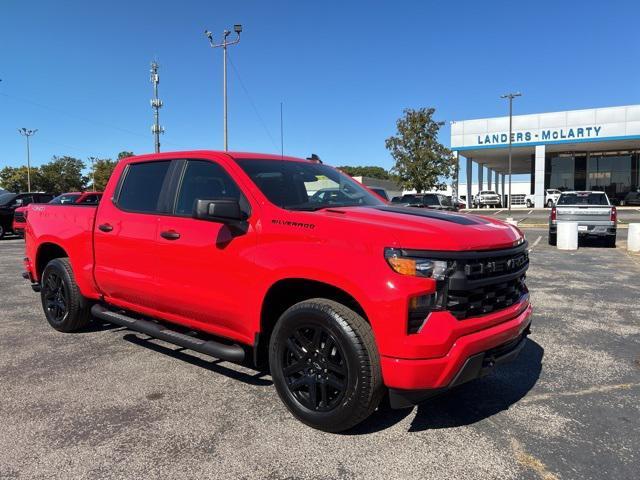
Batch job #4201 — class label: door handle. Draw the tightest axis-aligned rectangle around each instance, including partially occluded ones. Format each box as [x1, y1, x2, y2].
[98, 223, 113, 232]
[160, 230, 181, 240]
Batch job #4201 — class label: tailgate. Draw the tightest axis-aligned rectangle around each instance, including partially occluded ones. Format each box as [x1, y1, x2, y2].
[556, 206, 611, 223]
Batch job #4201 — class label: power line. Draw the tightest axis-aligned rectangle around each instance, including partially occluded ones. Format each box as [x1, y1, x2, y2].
[0, 92, 186, 149]
[226, 52, 278, 150]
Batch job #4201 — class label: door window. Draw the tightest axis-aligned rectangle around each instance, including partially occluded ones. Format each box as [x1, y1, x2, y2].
[175, 160, 241, 215]
[117, 161, 171, 213]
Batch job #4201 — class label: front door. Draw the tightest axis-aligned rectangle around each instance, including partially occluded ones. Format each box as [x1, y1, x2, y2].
[154, 158, 258, 342]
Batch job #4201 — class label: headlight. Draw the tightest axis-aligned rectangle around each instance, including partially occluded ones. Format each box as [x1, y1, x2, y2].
[384, 248, 453, 280]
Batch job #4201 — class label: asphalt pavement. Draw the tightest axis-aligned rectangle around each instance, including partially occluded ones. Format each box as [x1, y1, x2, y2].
[0, 234, 639, 479]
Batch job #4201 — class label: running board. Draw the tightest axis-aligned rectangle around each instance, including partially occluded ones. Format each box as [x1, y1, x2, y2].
[91, 304, 245, 363]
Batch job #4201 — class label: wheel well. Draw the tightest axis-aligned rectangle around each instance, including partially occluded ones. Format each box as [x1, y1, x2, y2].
[255, 278, 368, 367]
[36, 243, 68, 277]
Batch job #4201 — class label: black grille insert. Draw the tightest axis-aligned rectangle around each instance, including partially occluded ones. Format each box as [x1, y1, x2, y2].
[447, 276, 528, 320]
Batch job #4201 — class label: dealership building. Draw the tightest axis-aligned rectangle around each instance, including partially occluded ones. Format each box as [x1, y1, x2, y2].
[451, 104, 640, 207]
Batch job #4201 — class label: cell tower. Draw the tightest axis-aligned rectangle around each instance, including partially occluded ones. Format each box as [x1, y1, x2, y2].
[150, 61, 164, 153]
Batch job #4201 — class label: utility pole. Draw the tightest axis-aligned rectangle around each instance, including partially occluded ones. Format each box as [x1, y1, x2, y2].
[280, 102, 284, 158]
[500, 92, 522, 216]
[205, 24, 243, 151]
[150, 61, 164, 153]
[18, 128, 37, 193]
[89, 156, 97, 191]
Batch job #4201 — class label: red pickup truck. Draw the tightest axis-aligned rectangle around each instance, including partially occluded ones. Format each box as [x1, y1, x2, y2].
[23, 151, 532, 432]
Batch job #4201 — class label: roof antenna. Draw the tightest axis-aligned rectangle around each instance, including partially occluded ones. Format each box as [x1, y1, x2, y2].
[280, 102, 284, 159]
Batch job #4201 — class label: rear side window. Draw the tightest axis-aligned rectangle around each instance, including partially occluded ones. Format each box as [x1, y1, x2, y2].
[175, 160, 240, 215]
[118, 161, 171, 213]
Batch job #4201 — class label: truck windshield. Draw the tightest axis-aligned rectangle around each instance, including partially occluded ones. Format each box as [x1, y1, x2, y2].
[557, 192, 608, 205]
[0, 193, 18, 206]
[50, 194, 81, 204]
[236, 159, 384, 211]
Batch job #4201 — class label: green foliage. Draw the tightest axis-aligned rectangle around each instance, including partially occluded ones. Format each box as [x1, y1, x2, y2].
[92, 158, 119, 191]
[385, 107, 454, 193]
[0, 166, 41, 193]
[337, 165, 392, 180]
[38, 156, 87, 194]
[117, 151, 134, 160]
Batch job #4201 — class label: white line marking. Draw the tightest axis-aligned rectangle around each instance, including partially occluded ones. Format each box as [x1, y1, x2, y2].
[527, 210, 533, 215]
[529, 236, 542, 251]
[493, 209, 503, 215]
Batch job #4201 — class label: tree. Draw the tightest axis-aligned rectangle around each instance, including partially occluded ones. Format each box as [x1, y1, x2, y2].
[385, 108, 454, 193]
[38, 156, 87, 194]
[0, 166, 42, 193]
[92, 158, 118, 191]
[117, 151, 134, 160]
[337, 165, 392, 180]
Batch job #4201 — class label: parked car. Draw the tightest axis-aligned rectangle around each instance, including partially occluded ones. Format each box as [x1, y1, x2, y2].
[391, 193, 458, 211]
[49, 191, 103, 205]
[473, 190, 502, 208]
[549, 191, 616, 246]
[369, 187, 389, 201]
[0, 192, 54, 239]
[24, 151, 532, 432]
[525, 189, 561, 208]
[621, 189, 640, 206]
[13, 192, 103, 237]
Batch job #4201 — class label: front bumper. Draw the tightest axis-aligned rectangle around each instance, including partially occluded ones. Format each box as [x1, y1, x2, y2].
[381, 301, 532, 397]
[549, 221, 616, 237]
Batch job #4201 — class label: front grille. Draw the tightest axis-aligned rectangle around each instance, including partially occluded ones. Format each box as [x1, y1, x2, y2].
[446, 245, 529, 320]
[447, 275, 528, 320]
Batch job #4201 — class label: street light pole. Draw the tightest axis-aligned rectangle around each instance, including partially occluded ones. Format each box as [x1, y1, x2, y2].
[18, 128, 37, 193]
[205, 24, 243, 151]
[500, 92, 521, 216]
[89, 157, 97, 192]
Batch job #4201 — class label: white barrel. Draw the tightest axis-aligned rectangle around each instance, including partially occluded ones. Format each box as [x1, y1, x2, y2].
[629, 223, 640, 252]
[557, 222, 578, 250]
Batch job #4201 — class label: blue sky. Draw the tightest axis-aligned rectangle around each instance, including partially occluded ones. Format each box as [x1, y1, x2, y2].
[1, 0, 639, 182]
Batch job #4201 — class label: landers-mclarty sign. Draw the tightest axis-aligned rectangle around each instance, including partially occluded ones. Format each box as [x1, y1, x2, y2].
[478, 125, 603, 146]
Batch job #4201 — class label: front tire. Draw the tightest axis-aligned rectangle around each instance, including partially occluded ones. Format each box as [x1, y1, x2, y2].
[546, 199, 554, 208]
[40, 258, 91, 332]
[269, 299, 383, 432]
[526, 200, 533, 208]
[0, 224, 5, 239]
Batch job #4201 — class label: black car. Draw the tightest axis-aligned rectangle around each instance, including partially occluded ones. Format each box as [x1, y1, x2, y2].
[390, 193, 458, 211]
[0, 192, 55, 239]
[622, 189, 640, 206]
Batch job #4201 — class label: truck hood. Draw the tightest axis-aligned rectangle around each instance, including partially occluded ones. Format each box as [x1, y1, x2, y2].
[318, 205, 524, 251]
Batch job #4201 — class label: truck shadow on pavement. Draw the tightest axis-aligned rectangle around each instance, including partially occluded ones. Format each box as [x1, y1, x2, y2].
[121, 333, 273, 387]
[347, 339, 544, 434]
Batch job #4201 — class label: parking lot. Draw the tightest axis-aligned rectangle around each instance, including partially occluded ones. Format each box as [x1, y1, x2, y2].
[0, 232, 638, 480]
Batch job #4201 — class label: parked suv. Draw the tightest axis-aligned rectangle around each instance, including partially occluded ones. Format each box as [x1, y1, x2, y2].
[525, 189, 561, 208]
[0, 192, 54, 239]
[473, 190, 501, 208]
[23, 151, 532, 432]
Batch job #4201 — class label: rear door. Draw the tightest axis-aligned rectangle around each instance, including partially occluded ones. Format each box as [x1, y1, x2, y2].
[153, 158, 258, 341]
[93, 160, 173, 309]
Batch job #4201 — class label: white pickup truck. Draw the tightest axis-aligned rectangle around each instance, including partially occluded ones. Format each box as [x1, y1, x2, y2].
[548, 191, 617, 247]
[525, 189, 561, 208]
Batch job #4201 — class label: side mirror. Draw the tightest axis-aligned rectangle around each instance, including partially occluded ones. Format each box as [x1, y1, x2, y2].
[193, 198, 245, 224]
[14, 199, 23, 207]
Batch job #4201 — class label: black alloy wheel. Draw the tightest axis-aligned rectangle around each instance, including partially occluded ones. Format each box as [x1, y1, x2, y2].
[281, 325, 348, 412]
[42, 271, 69, 324]
[40, 258, 91, 332]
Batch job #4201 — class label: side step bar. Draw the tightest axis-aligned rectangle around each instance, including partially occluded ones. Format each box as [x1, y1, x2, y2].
[91, 304, 245, 363]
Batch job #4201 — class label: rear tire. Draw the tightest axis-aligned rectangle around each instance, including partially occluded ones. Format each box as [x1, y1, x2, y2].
[0, 224, 5, 239]
[548, 232, 557, 246]
[269, 298, 383, 432]
[40, 258, 91, 332]
[604, 236, 616, 248]
[546, 199, 554, 208]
